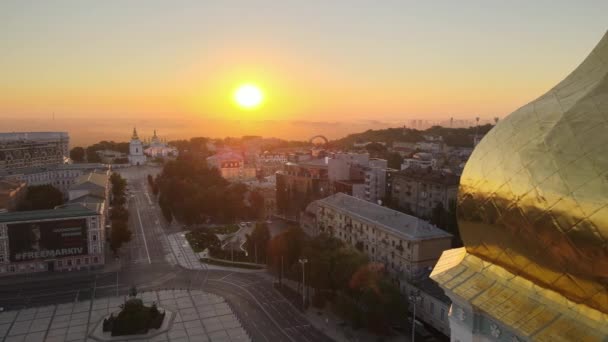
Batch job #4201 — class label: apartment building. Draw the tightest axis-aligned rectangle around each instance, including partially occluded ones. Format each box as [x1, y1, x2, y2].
[307, 193, 452, 280]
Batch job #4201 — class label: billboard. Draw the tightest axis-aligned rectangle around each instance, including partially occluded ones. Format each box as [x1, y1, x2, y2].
[8, 219, 88, 262]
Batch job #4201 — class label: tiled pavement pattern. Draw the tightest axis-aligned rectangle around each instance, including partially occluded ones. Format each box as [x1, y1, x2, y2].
[0, 290, 250, 342]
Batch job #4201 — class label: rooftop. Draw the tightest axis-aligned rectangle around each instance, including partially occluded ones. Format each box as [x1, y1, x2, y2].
[0, 205, 98, 223]
[67, 194, 105, 212]
[295, 158, 329, 168]
[0, 163, 108, 177]
[317, 192, 452, 240]
[0, 132, 69, 142]
[72, 171, 108, 189]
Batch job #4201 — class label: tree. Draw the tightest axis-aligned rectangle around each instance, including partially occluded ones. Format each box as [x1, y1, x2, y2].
[107, 172, 132, 254]
[249, 190, 265, 219]
[245, 223, 271, 263]
[86, 146, 102, 163]
[18, 185, 64, 211]
[365, 142, 388, 158]
[386, 152, 403, 169]
[70, 147, 86, 162]
[110, 220, 132, 253]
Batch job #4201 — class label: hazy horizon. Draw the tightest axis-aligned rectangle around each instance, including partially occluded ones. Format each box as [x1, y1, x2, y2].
[2, 1, 607, 145]
[4, 116, 471, 147]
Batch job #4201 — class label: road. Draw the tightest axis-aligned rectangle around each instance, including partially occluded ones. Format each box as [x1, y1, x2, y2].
[0, 165, 333, 342]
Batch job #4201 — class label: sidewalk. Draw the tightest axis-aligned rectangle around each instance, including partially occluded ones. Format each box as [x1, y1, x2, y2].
[0, 289, 250, 342]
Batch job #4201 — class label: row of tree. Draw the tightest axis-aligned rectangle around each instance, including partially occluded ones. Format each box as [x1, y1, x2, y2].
[155, 156, 260, 224]
[333, 124, 495, 149]
[69, 141, 130, 163]
[109, 173, 132, 253]
[266, 227, 408, 334]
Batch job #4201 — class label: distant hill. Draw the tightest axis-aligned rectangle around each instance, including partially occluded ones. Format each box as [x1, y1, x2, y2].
[331, 124, 494, 148]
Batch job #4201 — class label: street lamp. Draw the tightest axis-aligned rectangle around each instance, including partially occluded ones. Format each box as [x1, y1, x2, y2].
[409, 290, 422, 342]
[298, 258, 308, 309]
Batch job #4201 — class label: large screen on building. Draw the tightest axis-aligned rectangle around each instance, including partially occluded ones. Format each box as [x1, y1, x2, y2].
[8, 219, 88, 262]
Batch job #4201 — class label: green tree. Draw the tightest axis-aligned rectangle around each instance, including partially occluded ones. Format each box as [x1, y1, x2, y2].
[249, 190, 265, 219]
[18, 185, 64, 211]
[110, 219, 132, 254]
[69, 147, 86, 162]
[246, 223, 271, 263]
[86, 146, 102, 163]
[365, 142, 388, 158]
[386, 152, 403, 169]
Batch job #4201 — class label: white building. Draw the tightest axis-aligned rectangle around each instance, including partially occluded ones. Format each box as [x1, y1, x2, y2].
[128, 128, 146, 166]
[363, 159, 387, 204]
[144, 130, 178, 159]
[401, 152, 436, 170]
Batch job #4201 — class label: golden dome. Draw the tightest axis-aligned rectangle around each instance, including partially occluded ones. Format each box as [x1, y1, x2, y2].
[458, 31, 608, 314]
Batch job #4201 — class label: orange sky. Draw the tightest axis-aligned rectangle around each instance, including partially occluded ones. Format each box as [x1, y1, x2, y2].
[1, 1, 607, 145]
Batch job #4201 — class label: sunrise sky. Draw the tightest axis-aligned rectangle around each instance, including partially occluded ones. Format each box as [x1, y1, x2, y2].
[1, 1, 607, 145]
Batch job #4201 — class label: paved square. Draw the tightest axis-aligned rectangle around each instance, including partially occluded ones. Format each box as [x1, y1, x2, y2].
[0, 290, 250, 342]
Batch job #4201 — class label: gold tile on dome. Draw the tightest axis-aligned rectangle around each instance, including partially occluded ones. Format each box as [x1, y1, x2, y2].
[456, 29, 608, 314]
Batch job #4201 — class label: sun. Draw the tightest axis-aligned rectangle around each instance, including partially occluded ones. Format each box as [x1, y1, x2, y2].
[234, 84, 264, 109]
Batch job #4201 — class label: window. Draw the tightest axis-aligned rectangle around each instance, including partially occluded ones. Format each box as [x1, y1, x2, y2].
[58, 260, 63, 267]
[9, 266, 15, 272]
[0, 255, 3, 262]
[93, 257, 98, 263]
[76, 259, 81, 265]
[440, 308, 445, 321]
[430, 302, 435, 315]
[92, 234, 97, 241]
[67, 260, 72, 266]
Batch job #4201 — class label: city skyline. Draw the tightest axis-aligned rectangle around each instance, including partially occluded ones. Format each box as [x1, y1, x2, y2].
[1, 1, 607, 144]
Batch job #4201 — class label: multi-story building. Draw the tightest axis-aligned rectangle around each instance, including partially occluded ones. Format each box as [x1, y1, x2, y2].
[68, 171, 110, 202]
[276, 158, 329, 220]
[332, 180, 366, 199]
[390, 168, 459, 219]
[363, 158, 387, 204]
[0, 163, 109, 197]
[328, 153, 369, 182]
[243, 176, 277, 220]
[0, 132, 69, 171]
[0, 202, 106, 275]
[401, 152, 435, 170]
[402, 278, 451, 336]
[207, 150, 256, 182]
[307, 193, 452, 280]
